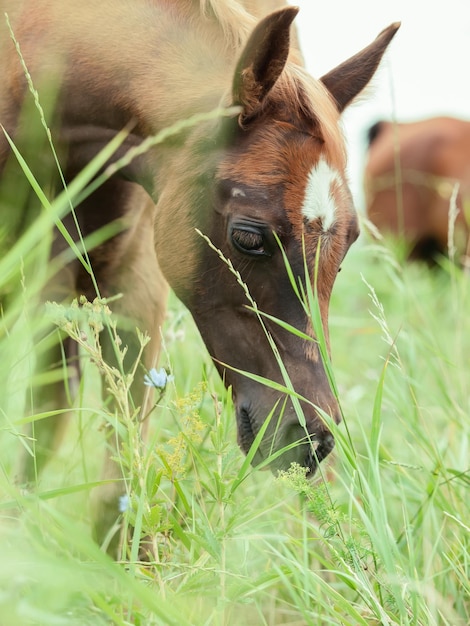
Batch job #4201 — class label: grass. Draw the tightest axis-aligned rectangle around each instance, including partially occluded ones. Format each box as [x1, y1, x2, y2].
[1, 183, 469, 625]
[1, 29, 469, 622]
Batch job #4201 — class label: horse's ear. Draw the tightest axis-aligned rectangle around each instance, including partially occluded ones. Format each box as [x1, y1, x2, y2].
[320, 23, 400, 112]
[232, 6, 299, 124]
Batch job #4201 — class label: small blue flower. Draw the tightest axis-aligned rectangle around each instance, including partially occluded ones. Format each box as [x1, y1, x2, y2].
[144, 367, 173, 389]
[118, 494, 130, 513]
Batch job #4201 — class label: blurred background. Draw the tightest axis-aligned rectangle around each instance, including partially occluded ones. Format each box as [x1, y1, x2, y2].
[292, 0, 470, 206]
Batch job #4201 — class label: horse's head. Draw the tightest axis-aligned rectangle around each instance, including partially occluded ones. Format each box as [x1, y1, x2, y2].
[155, 8, 399, 475]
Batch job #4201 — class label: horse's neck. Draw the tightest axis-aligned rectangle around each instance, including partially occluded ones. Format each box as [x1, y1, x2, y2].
[14, 1, 242, 134]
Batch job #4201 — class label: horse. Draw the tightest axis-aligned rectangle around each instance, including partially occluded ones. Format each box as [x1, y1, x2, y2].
[0, 0, 399, 554]
[364, 117, 470, 264]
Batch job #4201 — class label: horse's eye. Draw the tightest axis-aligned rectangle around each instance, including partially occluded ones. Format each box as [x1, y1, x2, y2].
[232, 228, 263, 252]
[231, 226, 271, 257]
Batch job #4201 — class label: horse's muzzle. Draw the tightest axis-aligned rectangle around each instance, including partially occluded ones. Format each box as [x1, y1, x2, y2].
[304, 431, 335, 476]
[236, 404, 336, 477]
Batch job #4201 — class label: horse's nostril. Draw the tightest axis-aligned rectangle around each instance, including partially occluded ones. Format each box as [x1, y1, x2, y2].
[237, 406, 256, 454]
[305, 433, 335, 476]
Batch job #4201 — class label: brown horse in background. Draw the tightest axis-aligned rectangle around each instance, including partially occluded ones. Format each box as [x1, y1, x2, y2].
[0, 0, 398, 554]
[365, 117, 470, 265]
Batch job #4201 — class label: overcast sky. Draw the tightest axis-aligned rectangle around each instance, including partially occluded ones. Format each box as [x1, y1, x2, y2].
[291, 0, 470, 204]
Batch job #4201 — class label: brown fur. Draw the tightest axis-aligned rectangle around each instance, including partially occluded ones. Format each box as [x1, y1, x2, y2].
[0, 0, 398, 556]
[365, 117, 470, 263]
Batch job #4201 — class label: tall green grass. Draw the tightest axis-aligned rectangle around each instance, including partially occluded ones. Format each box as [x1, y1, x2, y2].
[1, 27, 469, 621]
[2, 161, 469, 625]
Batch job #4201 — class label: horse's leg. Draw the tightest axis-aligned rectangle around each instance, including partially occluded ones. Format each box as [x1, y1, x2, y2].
[91, 309, 166, 558]
[77, 185, 169, 557]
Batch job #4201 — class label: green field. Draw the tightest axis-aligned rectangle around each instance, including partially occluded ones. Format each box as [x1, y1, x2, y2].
[1, 164, 469, 626]
[0, 32, 468, 620]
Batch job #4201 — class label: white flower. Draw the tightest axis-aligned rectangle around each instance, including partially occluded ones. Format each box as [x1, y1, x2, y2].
[144, 367, 173, 389]
[118, 494, 130, 513]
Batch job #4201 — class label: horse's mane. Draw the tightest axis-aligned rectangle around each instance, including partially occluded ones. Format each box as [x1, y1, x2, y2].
[199, 0, 260, 51]
[199, 0, 300, 52]
[275, 65, 346, 168]
[199, 1, 344, 165]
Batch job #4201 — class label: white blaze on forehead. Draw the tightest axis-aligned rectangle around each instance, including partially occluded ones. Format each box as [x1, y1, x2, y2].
[301, 157, 341, 230]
